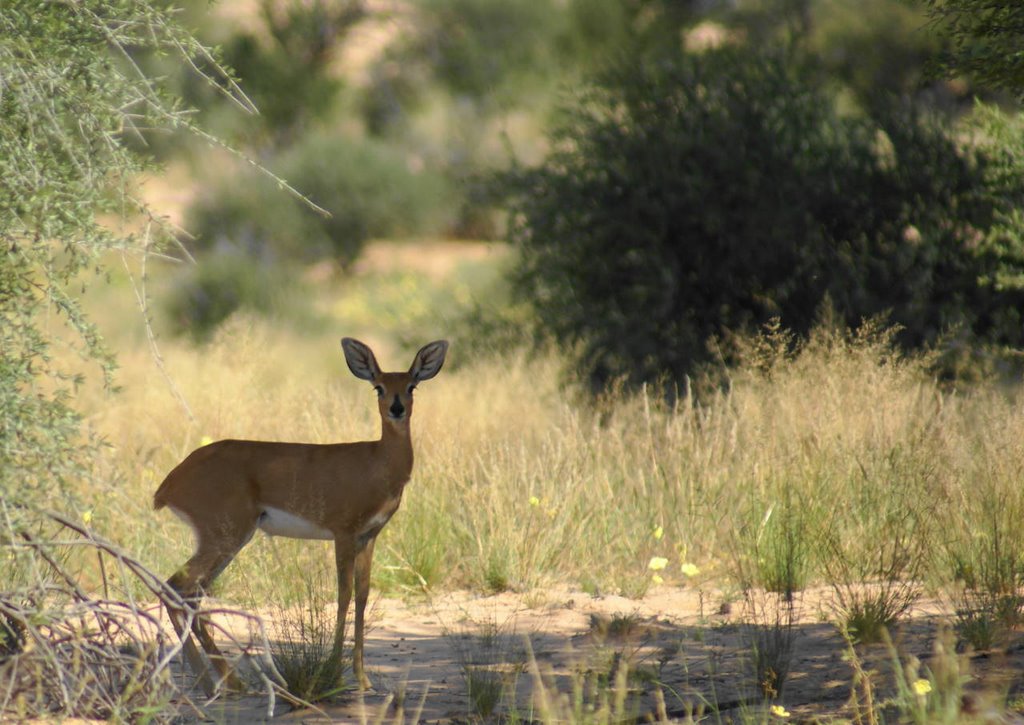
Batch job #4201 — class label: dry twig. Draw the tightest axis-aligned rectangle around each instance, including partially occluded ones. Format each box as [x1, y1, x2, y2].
[0, 501, 281, 721]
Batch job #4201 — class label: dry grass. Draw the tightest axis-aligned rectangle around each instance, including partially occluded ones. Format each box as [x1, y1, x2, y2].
[74, 286, 1024, 609]
[30, 246, 1024, 720]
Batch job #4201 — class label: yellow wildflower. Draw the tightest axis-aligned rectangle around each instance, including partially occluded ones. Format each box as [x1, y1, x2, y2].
[770, 704, 790, 718]
[648, 556, 669, 571]
[652, 525, 664, 540]
[651, 574, 664, 585]
[681, 562, 700, 577]
[82, 510, 93, 525]
[529, 496, 540, 507]
[200, 435, 214, 447]
[912, 679, 932, 696]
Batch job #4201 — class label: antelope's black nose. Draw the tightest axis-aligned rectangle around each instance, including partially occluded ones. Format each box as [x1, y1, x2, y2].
[389, 395, 405, 419]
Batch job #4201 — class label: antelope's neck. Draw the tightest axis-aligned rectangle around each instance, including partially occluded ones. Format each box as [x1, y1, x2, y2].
[380, 420, 414, 489]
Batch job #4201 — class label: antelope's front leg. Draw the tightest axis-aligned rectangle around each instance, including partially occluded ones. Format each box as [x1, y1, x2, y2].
[353, 537, 377, 690]
[332, 540, 355, 678]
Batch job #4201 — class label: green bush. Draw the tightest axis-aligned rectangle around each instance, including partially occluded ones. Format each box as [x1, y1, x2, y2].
[220, 1, 362, 143]
[186, 132, 454, 270]
[501, 48, 1024, 391]
[280, 132, 453, 254]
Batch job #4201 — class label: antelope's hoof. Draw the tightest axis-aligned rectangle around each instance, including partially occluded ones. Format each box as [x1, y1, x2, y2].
[221, 672, 246, 694]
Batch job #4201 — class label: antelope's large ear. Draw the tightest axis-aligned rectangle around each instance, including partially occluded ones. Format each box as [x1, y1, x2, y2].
[341, 338, 382, 381]
[410, 340, 449, 382]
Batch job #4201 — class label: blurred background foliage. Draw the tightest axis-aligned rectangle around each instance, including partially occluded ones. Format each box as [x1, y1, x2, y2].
[14, 0, 1020, 399]
[133, 0, 1024, 389]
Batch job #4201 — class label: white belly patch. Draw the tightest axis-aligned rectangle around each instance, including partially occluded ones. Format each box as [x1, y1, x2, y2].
[258, 507, 333, 540]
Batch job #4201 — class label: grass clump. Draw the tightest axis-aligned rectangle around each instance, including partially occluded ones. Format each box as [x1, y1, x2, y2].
[588, 611, 645, 641]
[441, 610, 526, 721]
[741, 592, 799, 701]
[726, 323, 937, 642]
[846, 627, 970, 725]
[248, 540, 349, 702]
[941, 453, 1024, 651]
[730, 480, 816, 602]
[529, 644, 654, 725]
[268, 602, 348, 703]
[820, 459, 931, 643]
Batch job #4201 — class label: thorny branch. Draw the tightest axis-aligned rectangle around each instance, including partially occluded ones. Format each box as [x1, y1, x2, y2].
[0, 501, 282, 721]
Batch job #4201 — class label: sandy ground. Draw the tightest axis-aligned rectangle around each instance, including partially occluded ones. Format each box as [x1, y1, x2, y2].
[165, 585, 1024, 723]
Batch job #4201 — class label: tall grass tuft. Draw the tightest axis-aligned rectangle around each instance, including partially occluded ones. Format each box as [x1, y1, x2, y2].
[943, 473, 1024, 650]
[741, 591, 799, 701]
[530, 646, 639, 725]
[819, 449, 932, 642]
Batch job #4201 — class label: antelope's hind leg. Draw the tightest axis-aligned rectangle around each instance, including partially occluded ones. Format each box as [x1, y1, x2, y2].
[165, 586, 217, 696]
[166, 529, 252, 693]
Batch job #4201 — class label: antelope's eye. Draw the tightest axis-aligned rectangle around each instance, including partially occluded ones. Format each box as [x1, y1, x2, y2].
[374, 385, 385, 397]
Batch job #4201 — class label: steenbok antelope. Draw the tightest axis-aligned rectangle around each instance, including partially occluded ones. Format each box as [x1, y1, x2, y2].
[154, 338, 448, 694]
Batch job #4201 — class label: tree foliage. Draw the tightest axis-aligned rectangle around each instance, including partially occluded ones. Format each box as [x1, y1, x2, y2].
[920, 0, 1024, 99]
[215, 0, 364, 146]
[502, 48, 1024, 391]
[0, 1, 240, 499]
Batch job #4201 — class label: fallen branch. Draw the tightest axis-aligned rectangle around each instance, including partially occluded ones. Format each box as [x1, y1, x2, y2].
[0, 500, 283, 721]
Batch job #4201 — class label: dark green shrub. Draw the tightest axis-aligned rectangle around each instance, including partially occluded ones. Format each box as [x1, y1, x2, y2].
[164, 249, 287, 341]
[921, 0, 1024, 101]
[501, 48, 1024, 390]
[185, 175, 300, 260]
